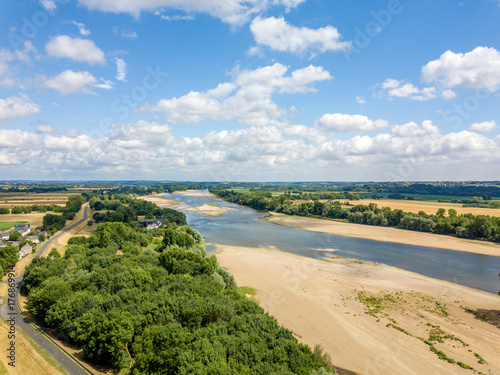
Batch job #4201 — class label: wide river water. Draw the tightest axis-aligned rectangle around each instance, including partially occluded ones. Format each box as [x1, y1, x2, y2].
[166, 191, 500, 294]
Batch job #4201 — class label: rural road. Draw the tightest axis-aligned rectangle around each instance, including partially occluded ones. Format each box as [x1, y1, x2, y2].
[0, 204, 92, 375]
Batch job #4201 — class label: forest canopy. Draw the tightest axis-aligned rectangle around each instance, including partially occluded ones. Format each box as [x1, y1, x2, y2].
[23, 198, 335, 374]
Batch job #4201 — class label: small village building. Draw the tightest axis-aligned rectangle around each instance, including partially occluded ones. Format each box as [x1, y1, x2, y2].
[27, 235, 40, 244]
[14, 224, 31, 236]
[139, 219, 163, 230]
[0, 241, 6, 248]
[18, 243, 33, 259]
[0, 231, 11, 240]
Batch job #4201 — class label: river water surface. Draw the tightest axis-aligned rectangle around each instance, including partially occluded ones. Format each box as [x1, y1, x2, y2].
[166, 191, 500, 294]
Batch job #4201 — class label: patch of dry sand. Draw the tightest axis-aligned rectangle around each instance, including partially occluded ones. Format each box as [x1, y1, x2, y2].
[138, 193, 179, 207]
[265, 212, 500, 257]
[175, 190, 218, 198]
[215, 245, 500, 375]
[186, 204, 228, 217]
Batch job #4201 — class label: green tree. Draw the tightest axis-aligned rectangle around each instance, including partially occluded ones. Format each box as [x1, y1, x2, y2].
[436, 208, 446, 217]
[9, 230, 22, 241]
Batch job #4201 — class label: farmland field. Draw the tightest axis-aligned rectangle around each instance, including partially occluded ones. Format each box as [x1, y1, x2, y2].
[0, 221, 27, 231]
[348, 198, 500, 217]
[0, 213, 52, 229]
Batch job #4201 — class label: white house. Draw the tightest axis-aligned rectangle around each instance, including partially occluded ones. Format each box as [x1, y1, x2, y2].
[14, 224, 31, 236]
[0, 231, 11, 240]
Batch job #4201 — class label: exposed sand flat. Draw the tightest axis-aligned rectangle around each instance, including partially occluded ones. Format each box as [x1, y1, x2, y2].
[265, 212, 500, 257]
[186, 204, 228, 217]
[138, 193, 179, 207]
[175, 189, 218, 198]
[215, 245, 500, 375]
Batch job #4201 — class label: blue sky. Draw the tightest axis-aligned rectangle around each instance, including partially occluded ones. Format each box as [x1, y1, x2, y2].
[0, 0, 499, 181]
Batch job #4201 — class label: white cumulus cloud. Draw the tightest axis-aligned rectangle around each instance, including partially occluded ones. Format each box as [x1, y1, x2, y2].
[250, 16, 351, 55]
[379, 79, 437, 101]
[315, 113, 389, 133]
[0, 96, 40, 123]
[422, 46, 500, 92]
[469, 121, 497, 133]
[44, 70, 98, 94]
[46, 35, 106, 65]
[78, 0, 306, 26]
[139, 63, 331, 126]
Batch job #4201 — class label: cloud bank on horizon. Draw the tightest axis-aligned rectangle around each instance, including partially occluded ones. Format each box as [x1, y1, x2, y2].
[0, 0, 499, 181]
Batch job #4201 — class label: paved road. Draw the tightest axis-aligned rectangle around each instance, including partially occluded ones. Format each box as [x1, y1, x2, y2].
[0, 204, 92, 375]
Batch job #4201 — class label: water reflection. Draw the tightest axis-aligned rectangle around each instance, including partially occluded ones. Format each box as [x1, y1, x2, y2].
[165, 191, 500, 294]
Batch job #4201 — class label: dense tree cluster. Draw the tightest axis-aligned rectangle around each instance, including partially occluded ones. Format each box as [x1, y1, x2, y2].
[90, 194, 186, 226]
[0, 186, 68, 193]
[359, 182, 500, 199]
[211, 189, 500, 243]
[23, 220, 334, 374]
[0, 245, 18, 276]
[41, 195, 84, 234]
[449, 197, 500, 209]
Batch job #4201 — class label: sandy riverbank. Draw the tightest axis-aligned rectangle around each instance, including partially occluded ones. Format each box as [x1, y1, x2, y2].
[215, 245, 500, 375]
[175, 189, 218, 198]
[265, 212, 500, 257]
[138, 193, 180, 207]
[186, 204, 228, 217]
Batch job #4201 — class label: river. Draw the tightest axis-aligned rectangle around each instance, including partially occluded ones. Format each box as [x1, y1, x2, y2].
[166, 191, 500, 294]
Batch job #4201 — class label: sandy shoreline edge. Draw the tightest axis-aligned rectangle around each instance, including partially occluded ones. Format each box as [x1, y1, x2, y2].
[140, 192, 500, 256]
[214, 244, 500, 375]
[265, 212, 500, 257]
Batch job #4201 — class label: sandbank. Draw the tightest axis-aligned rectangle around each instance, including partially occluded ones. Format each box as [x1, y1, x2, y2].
[138, 193, 179, 207]
[215, 244, 500, 375]
[186, 204, 228, 217]
[175, 189, 218, 198]
[265, 212, 500, 257]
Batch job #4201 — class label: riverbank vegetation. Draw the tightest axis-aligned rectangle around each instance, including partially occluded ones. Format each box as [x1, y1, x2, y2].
[22, 196, 335, 374]
[210, 188, 500, 243]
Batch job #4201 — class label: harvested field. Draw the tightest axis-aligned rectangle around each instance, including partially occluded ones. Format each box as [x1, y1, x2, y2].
[0, 320, 67, 375]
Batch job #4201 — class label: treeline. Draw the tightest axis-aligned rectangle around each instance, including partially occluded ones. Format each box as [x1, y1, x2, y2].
[22, 210, 335, 373]
[0, 204, 68, 215]
[0, 186, 68, 193]
[447, 197, 500, 209]
[89, 194, 186, 225]
[41, 195, 84, 234]
[211, 189, 500, 243]
[362, 183, 500, 199]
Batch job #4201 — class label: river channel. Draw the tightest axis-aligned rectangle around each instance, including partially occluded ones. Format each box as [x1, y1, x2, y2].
[166, 191, 500, 294]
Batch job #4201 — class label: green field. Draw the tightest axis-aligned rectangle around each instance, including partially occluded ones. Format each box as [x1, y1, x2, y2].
[0, 221, 26, 231]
